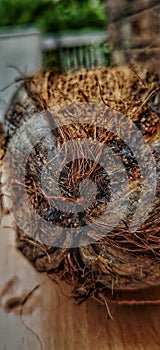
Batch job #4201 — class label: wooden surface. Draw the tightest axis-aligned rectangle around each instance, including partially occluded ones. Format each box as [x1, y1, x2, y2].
[0, 213, 160, 350]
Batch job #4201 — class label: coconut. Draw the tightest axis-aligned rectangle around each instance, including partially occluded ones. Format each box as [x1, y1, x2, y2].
[1, 65, 160, 303]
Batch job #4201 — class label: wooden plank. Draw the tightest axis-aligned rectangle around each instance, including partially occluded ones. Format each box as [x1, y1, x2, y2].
[0, 213, 160, 350]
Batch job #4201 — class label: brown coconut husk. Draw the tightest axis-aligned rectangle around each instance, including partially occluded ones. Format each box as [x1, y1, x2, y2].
[1, 65, 160, 304]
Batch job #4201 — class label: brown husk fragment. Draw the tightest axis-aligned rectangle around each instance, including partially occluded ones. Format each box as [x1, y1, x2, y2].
[1, 65, 160, 303]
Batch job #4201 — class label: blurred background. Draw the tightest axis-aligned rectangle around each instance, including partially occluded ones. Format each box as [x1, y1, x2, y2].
[0, 0, 159, 120]
[0, 0, 105, 34]
[0, 0, 107, 120]
[0, 0, 108, 71]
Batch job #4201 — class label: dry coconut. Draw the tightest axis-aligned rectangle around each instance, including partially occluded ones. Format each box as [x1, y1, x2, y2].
[1, 65, 160, 303]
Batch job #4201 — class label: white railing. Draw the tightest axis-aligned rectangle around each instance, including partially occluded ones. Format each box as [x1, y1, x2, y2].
[42, 31, 108, 70]
[0, 29, 108, 122]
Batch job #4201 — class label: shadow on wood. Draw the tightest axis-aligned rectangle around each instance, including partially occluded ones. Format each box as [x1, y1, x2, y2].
[0, 214, 160, 350]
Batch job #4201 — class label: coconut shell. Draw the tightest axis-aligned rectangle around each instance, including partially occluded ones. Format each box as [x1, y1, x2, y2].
[1, 66, 160, 303]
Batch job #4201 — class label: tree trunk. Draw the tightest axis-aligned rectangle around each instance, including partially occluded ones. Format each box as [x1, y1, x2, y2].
[106, 0, 160, 69]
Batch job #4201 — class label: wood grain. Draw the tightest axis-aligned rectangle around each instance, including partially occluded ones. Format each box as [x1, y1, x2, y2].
[0, 214, 160, 350]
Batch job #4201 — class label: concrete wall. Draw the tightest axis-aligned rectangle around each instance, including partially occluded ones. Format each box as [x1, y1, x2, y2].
[0, 28, 42, 123]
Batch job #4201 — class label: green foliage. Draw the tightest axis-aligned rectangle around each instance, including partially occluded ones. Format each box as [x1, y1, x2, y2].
[0, 0, 106, 33]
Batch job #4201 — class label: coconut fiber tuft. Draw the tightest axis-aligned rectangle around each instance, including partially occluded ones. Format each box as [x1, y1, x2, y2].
[1, 65, 160, 303]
